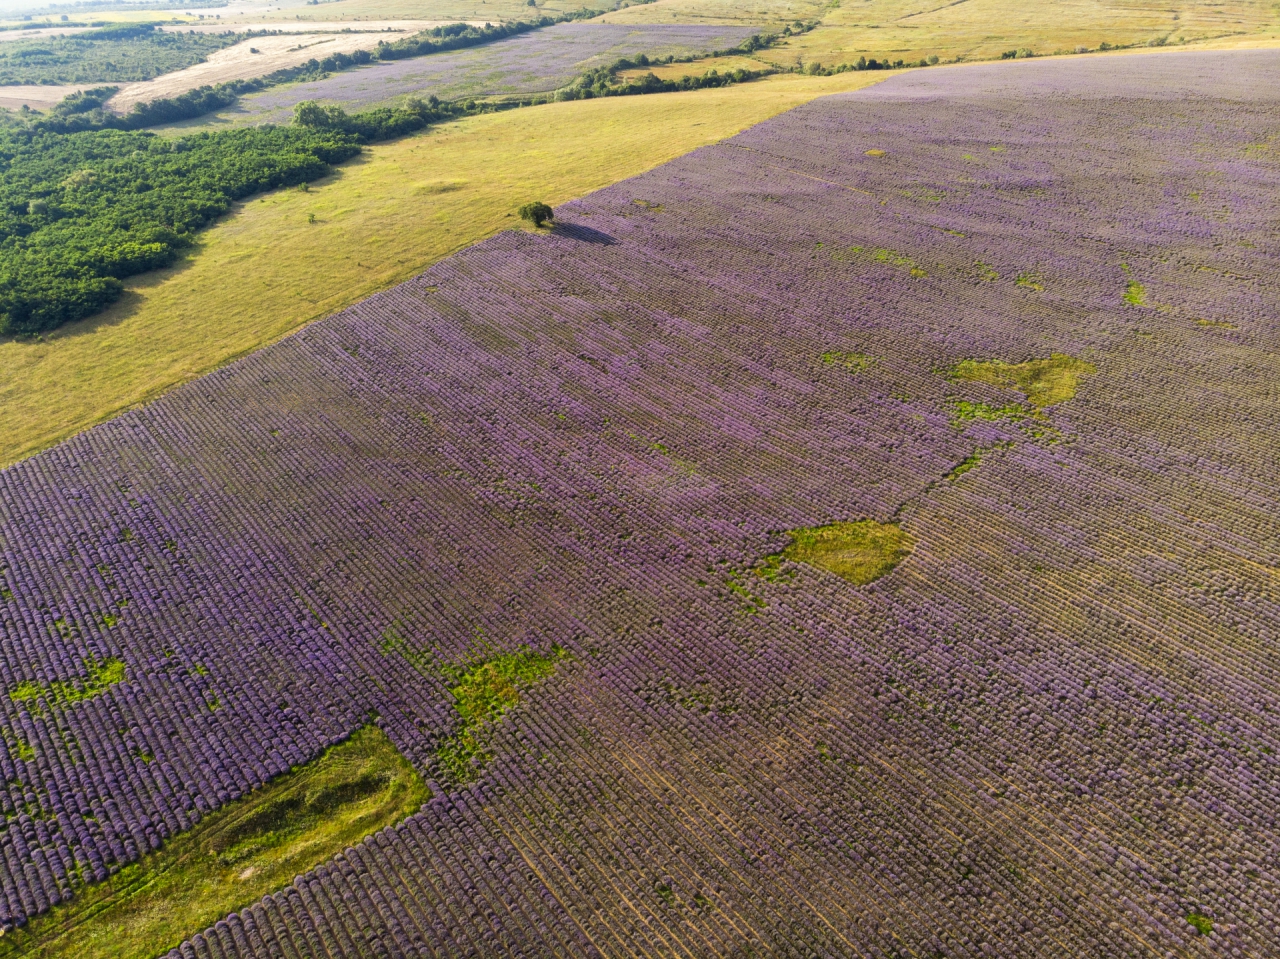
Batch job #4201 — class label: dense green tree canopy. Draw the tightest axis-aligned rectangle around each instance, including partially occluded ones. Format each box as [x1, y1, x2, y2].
[0, 124, 359, 335]
[0, 23, 242, 84]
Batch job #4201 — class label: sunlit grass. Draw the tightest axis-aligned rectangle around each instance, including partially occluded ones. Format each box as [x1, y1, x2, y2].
[834, 245, 927, 277]
[947, 399, 1030, 427]
[821, 350, 874, 371]
[1123, 278, 1147, 305]
[950, 353, 1096, 407]
[947, 441, 1013, 479]
[9, 656, 125, 719]
[1187, 912, 1214, 935]
[0, 725, 428, 959]
[776, 520, 912, 585]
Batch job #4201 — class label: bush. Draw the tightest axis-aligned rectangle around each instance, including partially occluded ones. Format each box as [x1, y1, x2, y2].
[518, 202, 554, 227]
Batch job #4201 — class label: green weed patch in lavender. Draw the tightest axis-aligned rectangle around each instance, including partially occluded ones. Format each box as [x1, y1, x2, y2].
[379, 622, 435, 677]
[821, 350, 874, 371]
[1, 728, 35, 761]
[1124, 279, 1147, 306]
[1196, 318, 1237, 329]
[947, 441, 1013, 479]
[1015, 272, 1044, 291]
[775, 521, 912, 586]
[1186, 912, 1213, 935]
[947, 400, 1029, 427]
[0, 725, 427, 959]
[950, 353, 1095, 407]
[727, 570, 769, 611]
[9, 656, 125, 719]
[435, 646, 569, 786]
[834, 245, 927, 277]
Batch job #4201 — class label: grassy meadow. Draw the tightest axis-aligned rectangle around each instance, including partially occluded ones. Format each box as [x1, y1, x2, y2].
[268, 0, 620, 23]
[0, 70, 886, 467]
[605, 0, 1280, 65]
[597, 0, 833, 26]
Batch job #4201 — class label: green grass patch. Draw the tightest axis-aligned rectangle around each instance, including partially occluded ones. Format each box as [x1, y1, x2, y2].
[1186, 912, 1213, 935]
[948, 451, 980, 478]
[947, 441, 1013, 479]
[947, 400, 1028, 427]
[379, 621, 435, 677]
[727, 569, 770, 611]
[773, 520, 912, 586]
[1014, 271, 1043, 291]
[435, 646, 569, 786]
[9, 655, 125, 719]
[1123, 279, 1146, 306]
[821, 350, 874, 371]
[833, 245, 926, 277]
[1196, 318, 1236, 329]
[949, 353, 1095, 408]
[0, 725, 428, 959]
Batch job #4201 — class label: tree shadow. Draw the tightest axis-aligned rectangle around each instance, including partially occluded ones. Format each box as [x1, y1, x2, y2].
[550, 222, 616, 245]
[0, 244, 210, 347]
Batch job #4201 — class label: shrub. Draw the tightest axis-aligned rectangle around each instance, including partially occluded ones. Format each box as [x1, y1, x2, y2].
[518, 201, 554, 228]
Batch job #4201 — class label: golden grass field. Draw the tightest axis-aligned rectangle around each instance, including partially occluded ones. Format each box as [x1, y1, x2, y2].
[267, 0, 621, 24]
[607, 0, 1279, 64]
[0, 70, 887, 467]
[597, 0, 831, 26]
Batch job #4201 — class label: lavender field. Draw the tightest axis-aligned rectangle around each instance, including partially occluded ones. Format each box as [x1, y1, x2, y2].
[211, 23, 759, 125]
[2, 47, 1280, 957]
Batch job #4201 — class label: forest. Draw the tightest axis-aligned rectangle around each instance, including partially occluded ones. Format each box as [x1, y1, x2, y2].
[0, 119, 367, 335]
[0, 22, 241, 84]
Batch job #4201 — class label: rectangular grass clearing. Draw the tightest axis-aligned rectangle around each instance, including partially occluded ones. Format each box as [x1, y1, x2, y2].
[0, 725, 428, 959]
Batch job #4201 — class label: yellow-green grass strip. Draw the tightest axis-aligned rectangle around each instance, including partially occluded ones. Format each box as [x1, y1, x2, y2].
[777, 520, 912, 586]
[0, 70, 889, 469]
[0, 725, 429, 959]
[950, 353, 1096, 407]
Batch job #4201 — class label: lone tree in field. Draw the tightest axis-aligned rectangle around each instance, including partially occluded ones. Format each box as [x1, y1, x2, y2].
[518, 202, 554, 228]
